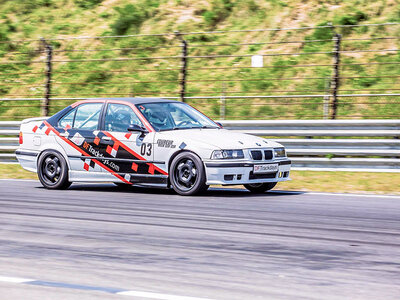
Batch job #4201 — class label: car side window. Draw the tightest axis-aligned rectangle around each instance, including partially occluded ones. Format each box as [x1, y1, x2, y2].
[104, 103, 143, 132]
[74, 103, 103, 130]
[58, 108, 76, 128]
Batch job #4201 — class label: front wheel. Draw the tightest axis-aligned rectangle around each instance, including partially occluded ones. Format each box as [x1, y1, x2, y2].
[244, 182, 277, 193]
[170, 152, 208, 196]
[37, 150, 71, 189]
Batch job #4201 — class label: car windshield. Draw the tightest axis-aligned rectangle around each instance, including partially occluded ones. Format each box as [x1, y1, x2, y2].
[136, 102, 219, 132]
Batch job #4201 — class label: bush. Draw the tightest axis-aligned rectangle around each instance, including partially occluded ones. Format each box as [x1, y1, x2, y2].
[336, 11, 368, 26]
[203, 0, 235, 27]
[111, 4, 146, 35]
[111, 1, 160, 35]
[334, 11, 368, 34]
[310, 21, 334, 40]
[74, 0, 103, 9]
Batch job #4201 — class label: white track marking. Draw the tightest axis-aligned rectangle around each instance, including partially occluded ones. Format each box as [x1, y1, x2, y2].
[117, 290, 214, 300]
[0, 276, 35, 283]
[0, 275, 215, 300]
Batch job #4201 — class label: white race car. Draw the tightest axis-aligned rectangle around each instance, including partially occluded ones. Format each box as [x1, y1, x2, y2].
[16, 98, 291, 195]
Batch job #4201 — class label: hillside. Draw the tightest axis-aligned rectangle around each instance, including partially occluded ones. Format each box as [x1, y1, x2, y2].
[0, 0, 399, 120]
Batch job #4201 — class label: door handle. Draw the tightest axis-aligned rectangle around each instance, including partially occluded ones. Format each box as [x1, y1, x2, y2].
[101, 136, 113, 145]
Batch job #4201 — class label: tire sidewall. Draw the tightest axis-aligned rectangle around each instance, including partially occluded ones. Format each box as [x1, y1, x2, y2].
[169, 151, 207, 196]
[37, 150, 70, 189]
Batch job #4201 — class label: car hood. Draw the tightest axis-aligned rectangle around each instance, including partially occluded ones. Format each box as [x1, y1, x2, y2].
[158, 128, 281, 149]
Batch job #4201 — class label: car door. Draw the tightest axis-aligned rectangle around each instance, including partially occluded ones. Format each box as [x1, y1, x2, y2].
[99, 102, 158, 183]
[55, 102, 104, 174]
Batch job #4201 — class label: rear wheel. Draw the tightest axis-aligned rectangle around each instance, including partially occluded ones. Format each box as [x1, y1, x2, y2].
[37, 150, 71, 189]
[244, 182, 277, 193]
[170, 152, 208, 196]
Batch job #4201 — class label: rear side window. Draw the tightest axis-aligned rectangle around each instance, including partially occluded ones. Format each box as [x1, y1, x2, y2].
[74, 103, 103, 130]
[58, 109, 76, 128]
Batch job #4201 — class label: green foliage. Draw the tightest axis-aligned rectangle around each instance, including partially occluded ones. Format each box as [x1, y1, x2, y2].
[334, 10, 368, 34]
[74, 0, 103, 9]
[203, 0, 235, 27]
[9, 0, 53, 13]
[0, 24, 9, 42]
[310, 21, 333, 40]
[303, 21, 333, 52]
[85, 71, 111, 83]
[111, 4, 147, 35]
[110, 1, 160, 35]
[335, 11, 368, 26]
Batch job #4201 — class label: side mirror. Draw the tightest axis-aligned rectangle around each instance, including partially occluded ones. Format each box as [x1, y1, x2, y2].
[216, 122, 223, 128]
[127, 124, 148, 133]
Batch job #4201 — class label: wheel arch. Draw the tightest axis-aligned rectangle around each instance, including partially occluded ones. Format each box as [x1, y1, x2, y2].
[166, 149, 206, 186]
[36, 147, 70, 170]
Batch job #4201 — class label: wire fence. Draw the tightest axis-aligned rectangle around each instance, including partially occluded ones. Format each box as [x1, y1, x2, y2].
[0, 22, 399, 120]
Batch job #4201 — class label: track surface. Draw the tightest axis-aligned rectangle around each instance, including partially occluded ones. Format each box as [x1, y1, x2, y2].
[0, 180, 399, 300]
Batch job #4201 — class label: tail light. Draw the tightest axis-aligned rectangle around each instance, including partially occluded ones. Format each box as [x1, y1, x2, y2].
[19, 132, 23, 145]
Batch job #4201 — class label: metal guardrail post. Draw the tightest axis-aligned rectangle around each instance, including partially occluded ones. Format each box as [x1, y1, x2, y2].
[329, 33, 342, 120]
[175, 31, 188, 103]
[41, 38, 53, 117]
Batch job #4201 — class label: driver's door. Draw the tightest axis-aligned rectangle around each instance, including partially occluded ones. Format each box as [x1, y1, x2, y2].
[99, 103, 155, 181]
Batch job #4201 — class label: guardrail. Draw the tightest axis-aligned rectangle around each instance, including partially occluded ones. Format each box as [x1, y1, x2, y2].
[1, 120, 399, 172]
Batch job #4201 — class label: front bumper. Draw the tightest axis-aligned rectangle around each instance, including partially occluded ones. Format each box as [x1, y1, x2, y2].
[204, 159, 291, 185]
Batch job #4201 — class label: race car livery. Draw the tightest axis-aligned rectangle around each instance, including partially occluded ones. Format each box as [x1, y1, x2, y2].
[16, 98, 291, 195]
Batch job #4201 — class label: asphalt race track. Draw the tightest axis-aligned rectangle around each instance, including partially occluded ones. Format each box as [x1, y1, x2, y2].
[0, 180, 399, 300]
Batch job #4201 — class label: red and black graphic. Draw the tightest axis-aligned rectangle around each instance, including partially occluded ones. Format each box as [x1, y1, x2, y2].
[81, 158, 96, 171]
[41, 120, 167, 185]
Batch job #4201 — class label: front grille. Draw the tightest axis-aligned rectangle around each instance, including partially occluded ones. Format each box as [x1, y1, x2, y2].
[264, 150, 273, 160]
[249, 172, 277, 179]
[250, 150, 262, 160]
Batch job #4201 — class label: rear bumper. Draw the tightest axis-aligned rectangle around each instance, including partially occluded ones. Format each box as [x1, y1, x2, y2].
[204, 159, 291, 185]
[15, 149, 39, 172]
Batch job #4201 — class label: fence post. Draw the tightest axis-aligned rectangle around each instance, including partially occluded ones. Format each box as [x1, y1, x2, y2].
[175, 31, 188, 102]
[41, 38, 53, 117]
[329, 32, 341, 119]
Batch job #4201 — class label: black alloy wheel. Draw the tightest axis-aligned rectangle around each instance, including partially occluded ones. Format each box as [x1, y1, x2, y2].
[244, 182, 277, 193]
[37, 150, 71, 189]
[170, 152, 208, 196]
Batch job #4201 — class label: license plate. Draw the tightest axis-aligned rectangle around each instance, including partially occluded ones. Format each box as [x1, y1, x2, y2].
[253, 163, 279, 174]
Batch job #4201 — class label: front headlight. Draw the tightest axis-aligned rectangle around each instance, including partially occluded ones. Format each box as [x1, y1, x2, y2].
[274, 147, 286, 158]
[211, 149, 244, 159]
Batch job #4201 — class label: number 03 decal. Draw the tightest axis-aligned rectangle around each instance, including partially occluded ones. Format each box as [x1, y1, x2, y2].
[140, 143, 152, 156]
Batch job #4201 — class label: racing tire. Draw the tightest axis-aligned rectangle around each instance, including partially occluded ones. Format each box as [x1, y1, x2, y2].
[37, 150, 71, 190]
[170, 152, 208, 196]
[244, 182, 277, 193]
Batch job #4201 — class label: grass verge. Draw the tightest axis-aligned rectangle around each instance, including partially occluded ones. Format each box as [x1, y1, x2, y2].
[0, 164, 399, 194]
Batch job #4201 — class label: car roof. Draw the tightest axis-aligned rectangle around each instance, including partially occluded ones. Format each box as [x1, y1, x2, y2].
[85, 97, 179, 105]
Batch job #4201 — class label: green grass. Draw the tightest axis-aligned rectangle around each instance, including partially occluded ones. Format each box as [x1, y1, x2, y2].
[0, 0, 399, 120]
[1, 164, 399, 194]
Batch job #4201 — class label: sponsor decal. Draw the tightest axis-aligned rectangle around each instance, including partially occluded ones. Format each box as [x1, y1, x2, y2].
[157, 139, 176, 149]
[40, 121, 167, 185]
[71, 132, 84, 146]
